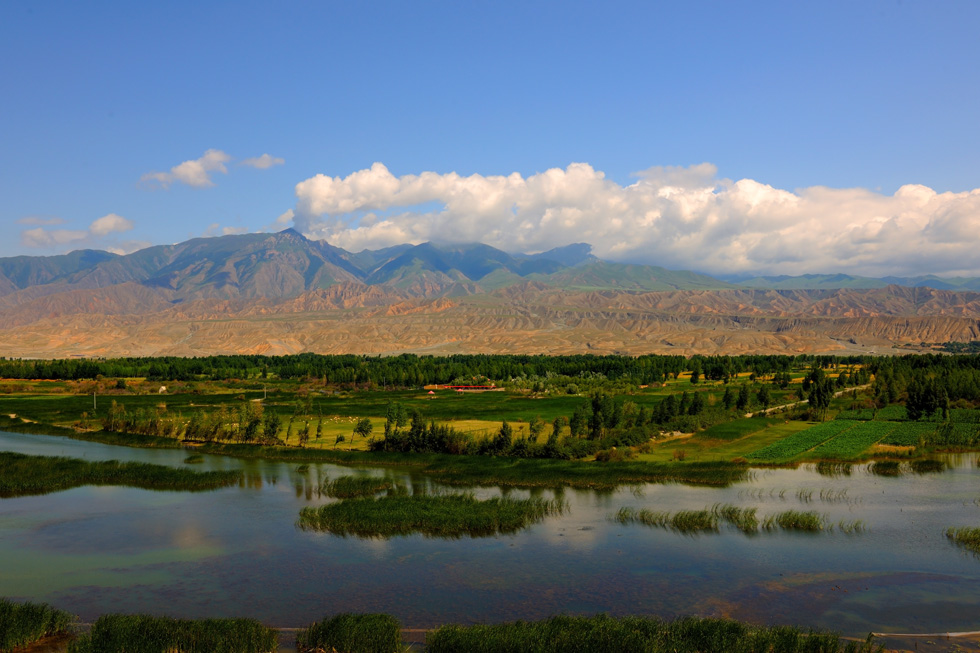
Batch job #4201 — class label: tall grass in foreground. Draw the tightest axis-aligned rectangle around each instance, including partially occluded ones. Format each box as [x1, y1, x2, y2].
[425, 614, 882, 653]
[67, 614, 277, 653]
[296, 613, 401, 653]
[298, 494, 566, 538]
[0, 598, 74, 652]
[321, 475, 396, 498]
[0, 452, 242, 498]
[946, 526, 980, 554]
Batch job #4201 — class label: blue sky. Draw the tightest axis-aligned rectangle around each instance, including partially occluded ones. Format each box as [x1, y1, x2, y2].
[2, 1, 979, 276]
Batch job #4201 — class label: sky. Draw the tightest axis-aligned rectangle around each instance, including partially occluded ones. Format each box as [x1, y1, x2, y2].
[2, 0, 979, 278]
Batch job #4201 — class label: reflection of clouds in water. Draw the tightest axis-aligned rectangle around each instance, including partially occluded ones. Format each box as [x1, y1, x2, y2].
[170, 522, 219, 553]
[359, 537, 391, 559]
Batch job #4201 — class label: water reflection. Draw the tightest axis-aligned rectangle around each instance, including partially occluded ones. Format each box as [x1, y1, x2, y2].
[1, 429, 980, 640]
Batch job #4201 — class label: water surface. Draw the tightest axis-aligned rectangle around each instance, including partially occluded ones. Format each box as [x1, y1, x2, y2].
[2, 430, 980, 644]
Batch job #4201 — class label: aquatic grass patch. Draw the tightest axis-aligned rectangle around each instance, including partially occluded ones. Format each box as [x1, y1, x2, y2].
[869, 460, 901, 476]
[298, 493, 566, 538]
[296, 613, 401, 653]
[183, 453, 204, 464]
[910, 458, 947, 474]
[946, 527, 980, 554]
[0, 452, 242, 497]
[321, 475, 396, 498]
[712, 503, 759, 533]
[67, 614, 278, 653]
[763, 510, 827, 532]
[0, 598, 74, 652]
[837, 519, 867, 534]
[424, 614, 882, 653]
[615, 507, 717, 533]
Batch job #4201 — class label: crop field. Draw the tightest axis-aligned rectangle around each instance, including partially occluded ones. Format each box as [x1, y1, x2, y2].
[694, 418, 781, 441]
[808, 421, 898, 460]
[880, 422, 937, 446]
[747, 420, 857, 462]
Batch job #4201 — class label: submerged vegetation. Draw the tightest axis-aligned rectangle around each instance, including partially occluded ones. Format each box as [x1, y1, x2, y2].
[298, 493, 566, 538]
[0, 451, 242, 497]
[0, 598, 74, 652]
[297, 613, 402, 653]
[424, 614, 882, 653]
[67, 614, 278, 653]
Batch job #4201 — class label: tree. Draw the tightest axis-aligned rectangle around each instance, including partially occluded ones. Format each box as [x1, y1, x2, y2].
[757, 384, 772, 412]
[689, 391, 705, 415]
[735, 384, 751, 412]
[529, 416, 546, 441]
[262, 410, 283, 441]
[722, 386, 734, 410]
[352, 417, 373, 447]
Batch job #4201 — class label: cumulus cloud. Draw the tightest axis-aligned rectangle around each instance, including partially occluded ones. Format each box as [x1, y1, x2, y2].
[141, 149, 232, 188]
[241, 154, 285, 169]
[291, 162, 980, 277]
[21, 213, 135, 250]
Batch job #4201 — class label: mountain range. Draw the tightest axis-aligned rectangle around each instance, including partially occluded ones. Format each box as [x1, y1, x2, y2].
[1, 229, 979, 358]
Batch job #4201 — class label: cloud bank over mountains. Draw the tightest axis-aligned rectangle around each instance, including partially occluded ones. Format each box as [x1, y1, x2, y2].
[293, 162, 980, 278]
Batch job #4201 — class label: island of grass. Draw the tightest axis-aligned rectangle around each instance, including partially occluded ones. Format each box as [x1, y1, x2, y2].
[946, 526, 980, 554]
[0, 598, 74, 652]
[298, 493, 566, 538]
[67, 614, 278, 653]
[0, 451, 243, 498]
[321, 474, 397, 498]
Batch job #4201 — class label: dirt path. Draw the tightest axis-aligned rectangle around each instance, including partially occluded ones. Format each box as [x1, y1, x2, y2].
[744, 384, 871, 418]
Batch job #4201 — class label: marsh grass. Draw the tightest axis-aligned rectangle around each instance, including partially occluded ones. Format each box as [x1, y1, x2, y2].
[712, 503, 759, 533]
[816, 462, 853, 477]
[837, 520, 867, 534]
[296, 613, 401, 653]
[424, 614, 882, 653]
[298, 493, 566, 538]
[67, 614, 278, 653]
[0, 598, 74, 652]
[183, 453, 204, 464]
[869, 461, 901, 476]
[946, 527, 980, 554]
[321, 475, 396, 498]
[763, 510, 827, 532]
[0, 452, 242, 498]
[910, 459, 947, 474]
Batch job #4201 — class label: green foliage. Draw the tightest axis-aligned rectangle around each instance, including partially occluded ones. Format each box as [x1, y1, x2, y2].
[297, 613, 402, 653]
[747, 421, 857, 462]
[763, 510, 827, 532]
[297, 493, 566, 538]
[0, 452, 242, 497]
[0, 598, 74, 652]
[321, 475, 395, 498]
[67, 614, 277, 653]
[809, 421, 897, 459]
[425, 614, 882, 653]
[946, 526, 980, 554]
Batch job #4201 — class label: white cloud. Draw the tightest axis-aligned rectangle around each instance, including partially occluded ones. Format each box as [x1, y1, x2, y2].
[21, 213, 135, 250]
[89, 213, 134, 236]
[141, 149, 232, 188]
[291, 162, 980, 277]
[241, 154, 285, 169]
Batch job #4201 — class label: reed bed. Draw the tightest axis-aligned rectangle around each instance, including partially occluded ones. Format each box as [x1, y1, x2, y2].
[321, 475, 396, 499]
[296, 613, 401, 653]
[67, 614, 278, 653]
[0, 452, 242, 497]
[869, 461, 901, 476]
[737, 488, 787, 501]
[763, 510, 827, 532]
[816, 462, 853, 477]
[424, 614, 882, 653]
[0, 598, 74, 652]
[298, 493, 566, 538]
[183, 453, 204, 464]
[910, 459, 947, 474]
[712, 503, 759, 533]
[837, 520, 867, 534]
[946, 526, 980, 554]
[614, 507, 717, 533]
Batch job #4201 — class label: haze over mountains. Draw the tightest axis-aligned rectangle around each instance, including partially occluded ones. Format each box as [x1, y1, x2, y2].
[1, 229, 979, 358]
